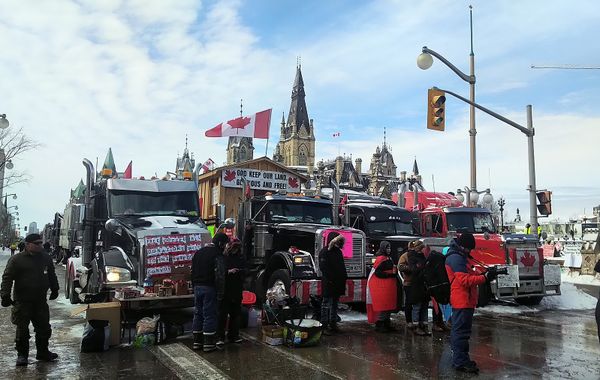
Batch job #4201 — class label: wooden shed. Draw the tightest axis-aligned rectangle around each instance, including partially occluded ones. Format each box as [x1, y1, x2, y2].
[198, 156, 308, 222]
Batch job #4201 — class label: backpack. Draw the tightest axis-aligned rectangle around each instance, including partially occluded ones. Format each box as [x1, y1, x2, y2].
[423, 250, 451, 304]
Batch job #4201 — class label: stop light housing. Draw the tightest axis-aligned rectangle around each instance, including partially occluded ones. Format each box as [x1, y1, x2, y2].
[427, 88, 446, 131]
[536, 190, 552, 216]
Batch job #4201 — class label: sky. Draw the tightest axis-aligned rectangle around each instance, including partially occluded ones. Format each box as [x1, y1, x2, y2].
[0, 0, 599, 234]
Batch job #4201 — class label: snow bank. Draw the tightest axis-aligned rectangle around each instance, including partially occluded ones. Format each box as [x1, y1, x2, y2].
[478, 282, 598, 316]
[561, 271, 600, 286]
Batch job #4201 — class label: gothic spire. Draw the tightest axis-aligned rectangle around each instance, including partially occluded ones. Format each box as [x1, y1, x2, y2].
[288, 64, 309, 134]
[413, 157, 419, 176]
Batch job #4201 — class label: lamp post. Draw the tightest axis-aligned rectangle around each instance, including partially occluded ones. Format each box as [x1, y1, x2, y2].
[418, 6, 477, 201]
[0, 114, 11, 201]
[497, 197, 506, 231]
[455, 187, 493, 209]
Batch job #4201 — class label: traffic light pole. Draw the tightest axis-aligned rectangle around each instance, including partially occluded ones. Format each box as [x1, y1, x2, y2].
[526, 105, 538, 233]
[433, 87, 538, 232]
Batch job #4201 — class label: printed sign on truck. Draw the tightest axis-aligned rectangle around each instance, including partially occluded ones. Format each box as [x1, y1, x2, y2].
[144, 233, 204, 277]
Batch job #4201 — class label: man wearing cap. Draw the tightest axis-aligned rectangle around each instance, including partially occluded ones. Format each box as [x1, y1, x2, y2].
[445, 233, 496, 374]
[1, 233, 60, 366]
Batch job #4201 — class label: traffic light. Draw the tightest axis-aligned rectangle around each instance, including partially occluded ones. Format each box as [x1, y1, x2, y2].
[536, 190, 552, 216]
[427, 88, 446, 131]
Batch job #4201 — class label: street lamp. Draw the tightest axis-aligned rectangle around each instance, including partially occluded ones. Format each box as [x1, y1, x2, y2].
[456, 186, 492, 208]
[0, 114, 8, 129]
[4, 193, 17, 200]
[418, 6, 478, 199]
[497, 197, 506, 230]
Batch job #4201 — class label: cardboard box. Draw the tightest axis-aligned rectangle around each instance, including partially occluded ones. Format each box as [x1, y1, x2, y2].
[72, 301, 121, 346]
[262, 325, 284, 339]
[263, 336, 283, 346]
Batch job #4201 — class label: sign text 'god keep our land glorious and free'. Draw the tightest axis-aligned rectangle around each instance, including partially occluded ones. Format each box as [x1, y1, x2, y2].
[221, 168, 301, 193]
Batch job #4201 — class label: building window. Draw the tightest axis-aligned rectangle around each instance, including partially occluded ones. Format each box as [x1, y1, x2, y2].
[239, 147, 247, 161]
[298, 145, 307, 166]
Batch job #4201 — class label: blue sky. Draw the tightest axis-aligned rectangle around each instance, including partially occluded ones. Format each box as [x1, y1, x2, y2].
[1, 0, 599, 233]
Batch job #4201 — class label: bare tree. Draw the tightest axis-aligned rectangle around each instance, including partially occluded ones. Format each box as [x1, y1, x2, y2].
[0, 126, 40, 193]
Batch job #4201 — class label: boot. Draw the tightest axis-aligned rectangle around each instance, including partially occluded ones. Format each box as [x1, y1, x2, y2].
[35, 351, 58, 362]
[16, 356, 28, 367]
[417, 323, 431, 336]
[203, 332, 217, 352]
[193, 332, 203, 350]
[383, 319, 397, 332]
[433, 321, 450, 332]
[375, 321, 386, 333]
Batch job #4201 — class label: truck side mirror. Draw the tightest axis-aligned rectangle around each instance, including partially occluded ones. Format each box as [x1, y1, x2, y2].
[105, 219, 122, 236]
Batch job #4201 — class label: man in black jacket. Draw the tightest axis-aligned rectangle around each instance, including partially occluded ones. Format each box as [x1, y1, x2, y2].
[191, 232, 228, 352]
[319, 233, 347, 335]
[595, 258, 600, 343]
[1, 233, 60, 366]
[216, 240, 246, 346]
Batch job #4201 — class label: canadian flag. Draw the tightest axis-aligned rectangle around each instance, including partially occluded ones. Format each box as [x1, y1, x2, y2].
[205, 109, 272, 139]
[201, 158, 215, 173]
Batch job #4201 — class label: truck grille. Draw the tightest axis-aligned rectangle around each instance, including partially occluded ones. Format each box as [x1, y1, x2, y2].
[345, 233, 365, 278]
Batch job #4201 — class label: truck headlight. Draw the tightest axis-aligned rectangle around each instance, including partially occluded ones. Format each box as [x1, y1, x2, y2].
[105, 266, 131, 282]
[293, 256, 310, 264]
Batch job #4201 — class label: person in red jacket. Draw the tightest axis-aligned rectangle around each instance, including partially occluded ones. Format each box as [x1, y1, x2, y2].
[366, 241, 398, 332]
[445, 233, 497, 374]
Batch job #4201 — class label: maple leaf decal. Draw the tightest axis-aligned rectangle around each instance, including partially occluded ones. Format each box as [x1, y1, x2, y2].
[520, 251, 536, 267]
[288, 177, 299, 188]
[224, 169, 236, 182]
[227, 116, 251, 129]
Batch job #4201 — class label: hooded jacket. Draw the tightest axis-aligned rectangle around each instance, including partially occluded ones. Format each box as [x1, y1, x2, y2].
[367, 241, 397, 313]
[318, 235, 348, 297]
[445, 239, 486, 309]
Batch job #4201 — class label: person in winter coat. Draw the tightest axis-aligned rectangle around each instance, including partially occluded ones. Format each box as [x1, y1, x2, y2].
[319, 233, 348, 335]
[397, 250, 413, 328]
[595, 258, 600, 343]
[405, 240, 431, 336]
[445, 233, 497, 374]
[1, 233, 60, 366]
[191, 232, 228, 352]
[367, 241, 398, 332]
[216, 240, 246, 347]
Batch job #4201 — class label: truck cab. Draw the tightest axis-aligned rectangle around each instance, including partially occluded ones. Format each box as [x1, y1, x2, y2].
[66, 160, 212, 307]
[237, 193, 367, 304]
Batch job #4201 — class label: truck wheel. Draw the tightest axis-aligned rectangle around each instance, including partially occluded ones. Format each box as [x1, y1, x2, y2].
[267, 269, 291, 295]
[515, 296, 543, 306]
[64, 269, 70, 299]
[477, 283, 491, 307]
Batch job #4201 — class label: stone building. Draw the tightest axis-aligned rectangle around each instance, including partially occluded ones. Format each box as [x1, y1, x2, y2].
[175, 137, 196, 178]
[226, 136, 254, 165]
[273, 64, 316, 171]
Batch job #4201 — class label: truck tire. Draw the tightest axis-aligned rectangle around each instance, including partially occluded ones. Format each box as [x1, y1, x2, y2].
[64, 269, 70, 299]
[267, 269, 291, 295]
[515, 296, 543, 306]
[69, 280, 80, 304]
[477, 283, 491, 307]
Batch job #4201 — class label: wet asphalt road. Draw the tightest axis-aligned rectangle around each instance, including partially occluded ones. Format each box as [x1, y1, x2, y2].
[0, 251, 598, 380]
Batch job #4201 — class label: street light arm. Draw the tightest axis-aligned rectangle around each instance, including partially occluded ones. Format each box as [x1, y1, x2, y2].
[434, 87, 531, 136]
[422, 47, 475, 84]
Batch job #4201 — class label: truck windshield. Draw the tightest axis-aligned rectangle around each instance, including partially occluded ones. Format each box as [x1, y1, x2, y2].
[446, 212, 496, 233]
[109, 190, 199, 217]
[267, 202, 333, 225]
[366, 221, 415, 236]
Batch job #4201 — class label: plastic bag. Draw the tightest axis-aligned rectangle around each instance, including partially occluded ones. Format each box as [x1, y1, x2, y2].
[266, 280, 288, 307]
[81, 320, 110, 352]
[136, 315, 160, 336]
[133, 333, 156, 348]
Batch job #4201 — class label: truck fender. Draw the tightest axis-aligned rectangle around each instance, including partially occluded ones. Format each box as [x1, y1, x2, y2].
[265, 251, 293, 276]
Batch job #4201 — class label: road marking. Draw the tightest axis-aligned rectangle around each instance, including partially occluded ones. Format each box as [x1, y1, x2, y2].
[150, 342, 231, 380]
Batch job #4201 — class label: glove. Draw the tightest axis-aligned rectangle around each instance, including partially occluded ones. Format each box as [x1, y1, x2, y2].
[1, 297, 13, 307]
[49, 290, 59, 300]
[485, 267, 499, 281]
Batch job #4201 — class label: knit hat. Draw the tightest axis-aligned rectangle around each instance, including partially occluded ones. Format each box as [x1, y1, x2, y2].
[377, 241, 391, 255]
[25, 233, 42, 243]
[212, 232, 229, 248]
[409, 240, 424, 251]
[457, 232, 476, 250]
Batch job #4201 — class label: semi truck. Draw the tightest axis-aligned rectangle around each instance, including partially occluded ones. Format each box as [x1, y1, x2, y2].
[236, 190, 368, 305]
[401, 190, 561, 305]
[64, 159, 212, 308]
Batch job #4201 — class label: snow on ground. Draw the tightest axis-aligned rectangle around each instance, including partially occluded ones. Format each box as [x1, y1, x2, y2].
[478, 282, 598, 316]
[561, 270, 600, 286]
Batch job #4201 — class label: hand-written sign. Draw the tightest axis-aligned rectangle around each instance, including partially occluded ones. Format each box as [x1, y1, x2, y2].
[144, 233, 205, 277]
[221, 168, 300, 193]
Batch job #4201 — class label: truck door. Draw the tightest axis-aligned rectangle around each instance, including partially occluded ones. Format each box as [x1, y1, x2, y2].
[424, 213, 444, 237]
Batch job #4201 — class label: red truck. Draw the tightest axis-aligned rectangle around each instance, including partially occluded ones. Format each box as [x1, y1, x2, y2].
[400, 191, 561, 306]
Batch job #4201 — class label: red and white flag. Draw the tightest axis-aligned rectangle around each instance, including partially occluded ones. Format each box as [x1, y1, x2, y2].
[201, 158, 215, 173]
[123, 161, 132, 179]
[205, 109, 272, 139]
[332, 132, 341, 138]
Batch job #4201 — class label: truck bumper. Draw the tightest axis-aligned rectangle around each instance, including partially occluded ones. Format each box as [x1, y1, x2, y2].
[491, 264, 562, 300]
[290, 279, 368, 305]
